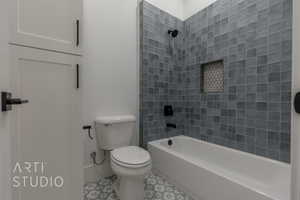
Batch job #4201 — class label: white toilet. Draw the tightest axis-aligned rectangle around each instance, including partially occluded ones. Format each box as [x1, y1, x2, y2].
[95, 115, 152, 200]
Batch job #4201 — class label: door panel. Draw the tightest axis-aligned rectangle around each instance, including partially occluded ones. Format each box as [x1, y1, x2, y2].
[10, 46, 83, 200]
[10, 0, 82, 55]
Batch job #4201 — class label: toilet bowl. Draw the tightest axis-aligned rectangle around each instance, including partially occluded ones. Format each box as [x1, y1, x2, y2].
[111, 146, 152, 200]
[95, 115, 151, 199]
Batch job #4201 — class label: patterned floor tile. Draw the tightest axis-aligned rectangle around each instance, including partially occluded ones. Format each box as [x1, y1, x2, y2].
[84, 172, 194, 200]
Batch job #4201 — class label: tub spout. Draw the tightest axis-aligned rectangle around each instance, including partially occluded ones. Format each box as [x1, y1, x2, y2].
[168, 139, 173, 146]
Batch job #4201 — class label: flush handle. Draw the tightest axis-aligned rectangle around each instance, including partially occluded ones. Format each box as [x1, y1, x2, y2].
[83, 125, 93, 140]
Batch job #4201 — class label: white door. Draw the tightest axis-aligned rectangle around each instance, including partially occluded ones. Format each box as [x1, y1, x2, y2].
[9, 0, 82, 55]
[10, 45, 83, 200]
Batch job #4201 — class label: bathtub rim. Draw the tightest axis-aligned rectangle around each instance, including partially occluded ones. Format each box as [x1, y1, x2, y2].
[148, 135, 291, 200]
[148, 135, 290, 168]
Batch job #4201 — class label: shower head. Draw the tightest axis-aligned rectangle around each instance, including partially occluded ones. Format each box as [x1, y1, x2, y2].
[168, 29, 179, 38]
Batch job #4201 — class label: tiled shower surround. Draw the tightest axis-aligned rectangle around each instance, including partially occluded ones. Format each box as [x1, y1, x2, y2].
[140, 0, 292, 162]
[140, 2, 186, 143]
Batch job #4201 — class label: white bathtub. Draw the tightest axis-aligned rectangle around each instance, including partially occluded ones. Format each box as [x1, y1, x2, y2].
[148, 135, 290, 200]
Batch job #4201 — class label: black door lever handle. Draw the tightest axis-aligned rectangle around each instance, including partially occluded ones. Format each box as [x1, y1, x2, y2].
[2, 92, 29, 112]
[8, 99, 29, 105]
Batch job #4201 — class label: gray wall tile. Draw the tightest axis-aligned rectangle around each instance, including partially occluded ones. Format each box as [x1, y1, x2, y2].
[140, 0, 292, 163]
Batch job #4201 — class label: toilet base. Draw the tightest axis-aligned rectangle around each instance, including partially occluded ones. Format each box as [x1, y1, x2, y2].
[114, 175, 144, 200]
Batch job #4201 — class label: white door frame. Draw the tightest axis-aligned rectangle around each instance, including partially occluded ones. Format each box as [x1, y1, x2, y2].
[291, 0, 300, 199]
[0, 0, 11, 199]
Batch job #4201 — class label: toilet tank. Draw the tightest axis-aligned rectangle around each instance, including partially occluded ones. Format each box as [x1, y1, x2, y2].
[95, 115, 136, 150]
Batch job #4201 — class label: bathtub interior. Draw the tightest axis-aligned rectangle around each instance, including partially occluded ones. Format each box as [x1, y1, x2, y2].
[150, 136, 291, 200]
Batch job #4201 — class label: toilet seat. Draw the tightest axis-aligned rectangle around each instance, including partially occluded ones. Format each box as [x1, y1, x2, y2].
[111, 146, 151, 168]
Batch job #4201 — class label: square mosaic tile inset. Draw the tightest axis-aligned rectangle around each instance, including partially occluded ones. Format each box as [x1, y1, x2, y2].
[84, 172, 194, 200]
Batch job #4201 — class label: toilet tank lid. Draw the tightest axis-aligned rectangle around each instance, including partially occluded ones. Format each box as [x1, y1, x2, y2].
[96, 115, 136, 124]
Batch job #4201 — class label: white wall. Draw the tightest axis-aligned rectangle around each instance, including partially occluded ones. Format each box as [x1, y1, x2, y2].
[145, 0, 184, 20]
[82, 0, 139, 181]
[182, 0, 217, 20]
[0, 0, 11, 199]
[145, 0, 218, 21]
